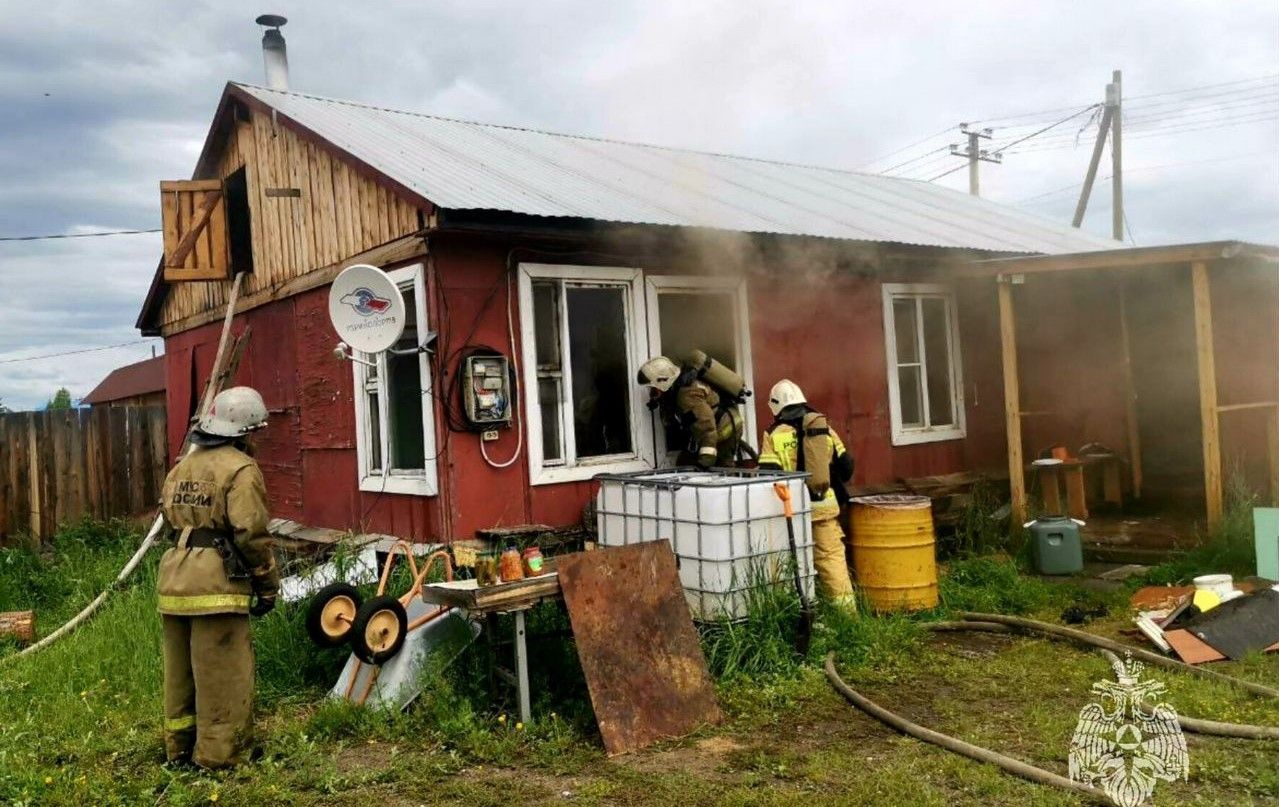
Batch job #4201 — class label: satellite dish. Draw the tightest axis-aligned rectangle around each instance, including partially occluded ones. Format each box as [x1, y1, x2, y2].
[328, 264, 407, 354]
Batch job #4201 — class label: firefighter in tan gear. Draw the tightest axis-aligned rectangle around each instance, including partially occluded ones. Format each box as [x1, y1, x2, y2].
[637, 356, 743, 468]
[158, 386, 279, 768]
[757, 380, 857, 608]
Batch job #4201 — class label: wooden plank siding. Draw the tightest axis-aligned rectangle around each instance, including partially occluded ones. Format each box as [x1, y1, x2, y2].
[0, 406, 169, 543]
[157, 107, 422, 334]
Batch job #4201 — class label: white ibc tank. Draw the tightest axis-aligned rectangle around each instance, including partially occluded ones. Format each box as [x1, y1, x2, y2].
[595, 469, 816, 621]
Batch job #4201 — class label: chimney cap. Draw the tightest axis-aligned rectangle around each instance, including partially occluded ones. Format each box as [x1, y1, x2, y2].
[255, 14, 287, 28]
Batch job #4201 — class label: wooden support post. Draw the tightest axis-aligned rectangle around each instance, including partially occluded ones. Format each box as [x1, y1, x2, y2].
[1063, 463, 1089, 520]
[1118, 281, 1142, 498]
[1192, 261, 1223, 527]
[998, 279, 1027, 526]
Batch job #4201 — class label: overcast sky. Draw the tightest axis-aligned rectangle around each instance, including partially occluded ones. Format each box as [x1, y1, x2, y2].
[1, 0, 1276, 410]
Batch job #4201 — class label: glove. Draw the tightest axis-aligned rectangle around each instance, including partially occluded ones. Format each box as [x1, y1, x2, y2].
[249, 593, 276, 617]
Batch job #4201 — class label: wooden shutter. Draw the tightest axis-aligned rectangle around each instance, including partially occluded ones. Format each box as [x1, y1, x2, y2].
[160, 179, 229, 282]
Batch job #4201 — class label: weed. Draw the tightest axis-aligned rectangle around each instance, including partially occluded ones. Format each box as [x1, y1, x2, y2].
[939, 555, 1054, 614]
[1142, 476, 1260, 586]
[945, 478, 1017, 557]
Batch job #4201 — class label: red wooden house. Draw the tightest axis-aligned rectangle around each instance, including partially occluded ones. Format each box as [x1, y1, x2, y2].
[136, 82, 1279, 547]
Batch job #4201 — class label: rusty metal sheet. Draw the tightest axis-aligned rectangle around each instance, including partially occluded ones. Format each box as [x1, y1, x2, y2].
[557, 541, 722, 756]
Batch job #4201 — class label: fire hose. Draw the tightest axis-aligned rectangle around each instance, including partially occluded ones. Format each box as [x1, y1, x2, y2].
[823, 652, 1117, 805]
[825, 613, 1279, 805]
[956, 611, 1279, 699]
[2, 273, 247, 664]
[928, 619, 1279, 739]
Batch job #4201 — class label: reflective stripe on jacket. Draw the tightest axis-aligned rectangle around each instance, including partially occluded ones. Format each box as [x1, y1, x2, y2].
[157, 444, 279, 616]
[758, 415, 850, 520]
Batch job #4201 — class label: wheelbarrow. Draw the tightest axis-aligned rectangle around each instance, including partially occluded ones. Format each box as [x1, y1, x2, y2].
[306, 541, 455, 664]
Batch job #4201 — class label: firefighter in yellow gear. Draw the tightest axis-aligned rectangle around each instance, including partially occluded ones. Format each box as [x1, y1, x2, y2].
[158, 386, 279, 768]
[758, 379, 857, 607]
[638, 356, 743, 468]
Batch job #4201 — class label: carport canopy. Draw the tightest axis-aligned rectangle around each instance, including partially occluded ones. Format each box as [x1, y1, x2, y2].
[963, 240, 1279, 528]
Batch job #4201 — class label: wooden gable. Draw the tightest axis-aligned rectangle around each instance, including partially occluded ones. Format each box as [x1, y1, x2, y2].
[154, 105, 422, 335]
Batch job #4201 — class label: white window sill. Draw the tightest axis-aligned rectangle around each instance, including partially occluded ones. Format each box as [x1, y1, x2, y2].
[359, 474, 438, 496]
[530, 457, 654, 487]
[891, 427, 967, 447]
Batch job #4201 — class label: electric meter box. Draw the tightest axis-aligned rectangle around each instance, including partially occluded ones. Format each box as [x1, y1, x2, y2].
[462, 355, 512, 427]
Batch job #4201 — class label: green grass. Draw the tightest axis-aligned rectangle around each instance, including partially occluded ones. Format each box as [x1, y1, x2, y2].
[1, 520, 1277, 805]
[1141, 477, 1263, 587]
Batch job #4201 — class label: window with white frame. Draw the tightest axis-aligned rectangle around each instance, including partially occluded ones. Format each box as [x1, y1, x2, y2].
[519, 264, 655, 485]
[882, 283, 965, 445]
[644, 276, 755, 461]
[352, 263, 438, 495]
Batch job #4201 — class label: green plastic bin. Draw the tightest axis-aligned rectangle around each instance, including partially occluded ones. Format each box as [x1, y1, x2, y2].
[1029, 516, 1083, 575]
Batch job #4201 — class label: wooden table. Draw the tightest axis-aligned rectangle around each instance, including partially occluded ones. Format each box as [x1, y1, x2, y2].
[420, 574, 562, 723]
[1030, 460, 1087, 519]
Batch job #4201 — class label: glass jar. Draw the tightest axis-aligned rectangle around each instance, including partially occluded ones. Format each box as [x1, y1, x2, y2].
[499, 545, 525, 583]
[475, 552, 500, 587]
[522, 546, 544, 577]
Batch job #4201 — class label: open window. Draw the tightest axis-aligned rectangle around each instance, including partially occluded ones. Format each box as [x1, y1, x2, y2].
[352, 263, 438, 495]
[644, 276, 755, 460]
[882, 283, 966, 445]
[518, 264, 655, 485]
[224, 167, 254, 275]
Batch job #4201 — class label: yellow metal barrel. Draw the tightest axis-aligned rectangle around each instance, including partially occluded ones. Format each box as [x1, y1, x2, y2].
[850, 495, 938, 612]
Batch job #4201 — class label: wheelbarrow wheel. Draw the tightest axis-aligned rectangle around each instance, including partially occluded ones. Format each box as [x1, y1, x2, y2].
[350, 595, 408, 664]
[306, 583, 362, 647]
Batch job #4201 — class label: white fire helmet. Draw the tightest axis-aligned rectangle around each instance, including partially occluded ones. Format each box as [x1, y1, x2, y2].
[197, 386, 269, 438]
[637, 356, 681, 393]
[768, 379, 807, 417]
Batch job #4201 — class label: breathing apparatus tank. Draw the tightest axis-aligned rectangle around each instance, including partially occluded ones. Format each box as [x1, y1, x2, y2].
[687, 349, 749, 402]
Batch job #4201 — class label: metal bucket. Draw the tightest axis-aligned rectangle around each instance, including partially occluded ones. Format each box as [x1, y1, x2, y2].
[850, 494, 938, 612]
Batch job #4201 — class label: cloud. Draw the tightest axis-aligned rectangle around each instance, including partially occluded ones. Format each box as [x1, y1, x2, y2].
[0, 0, 1276, 409]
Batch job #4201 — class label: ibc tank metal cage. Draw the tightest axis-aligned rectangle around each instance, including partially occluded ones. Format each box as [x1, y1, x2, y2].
[593, 468, 817, 621]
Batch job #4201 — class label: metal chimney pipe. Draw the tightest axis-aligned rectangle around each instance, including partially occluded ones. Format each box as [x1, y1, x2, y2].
[255, 14, 289, 91]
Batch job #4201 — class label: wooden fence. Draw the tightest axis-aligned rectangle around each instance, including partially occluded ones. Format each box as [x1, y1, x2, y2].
[0, 405, 168, 542]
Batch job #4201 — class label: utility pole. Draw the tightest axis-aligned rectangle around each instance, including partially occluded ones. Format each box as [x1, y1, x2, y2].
[950, 124, 1001, 196]
[1072, 70, 1125, 236]
[1111, 69, 1124, 241]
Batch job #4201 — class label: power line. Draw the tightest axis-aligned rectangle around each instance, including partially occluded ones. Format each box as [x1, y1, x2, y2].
[0, 340, 160, 366]
[1125, 95, 1279, 127]
[879, 145, 952, 175]
[857, 125, 956, 169]
[0, 228, 161, 243]
[998, 96, 1279, 149]
[965, 72, 1278, 127]
[1006, 110, 1279, 154]
[892, 151, 959, 179]
[990, 105, 1101, 154]
[1014, 151, 1279, 204]
[926, 162, 969, 182]
[1126, 72, 1279, 102]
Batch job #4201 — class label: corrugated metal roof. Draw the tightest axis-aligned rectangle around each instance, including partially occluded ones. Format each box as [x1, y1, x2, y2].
[234, 83, 1119, 254]
[82, 355, 165, 405]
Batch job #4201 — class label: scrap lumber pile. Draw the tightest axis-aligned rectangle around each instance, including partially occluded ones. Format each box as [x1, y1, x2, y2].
[1130, 577, 1279, 664]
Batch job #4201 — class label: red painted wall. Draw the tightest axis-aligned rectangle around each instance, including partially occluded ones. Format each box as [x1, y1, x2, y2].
[185, 237, 1258, 540]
